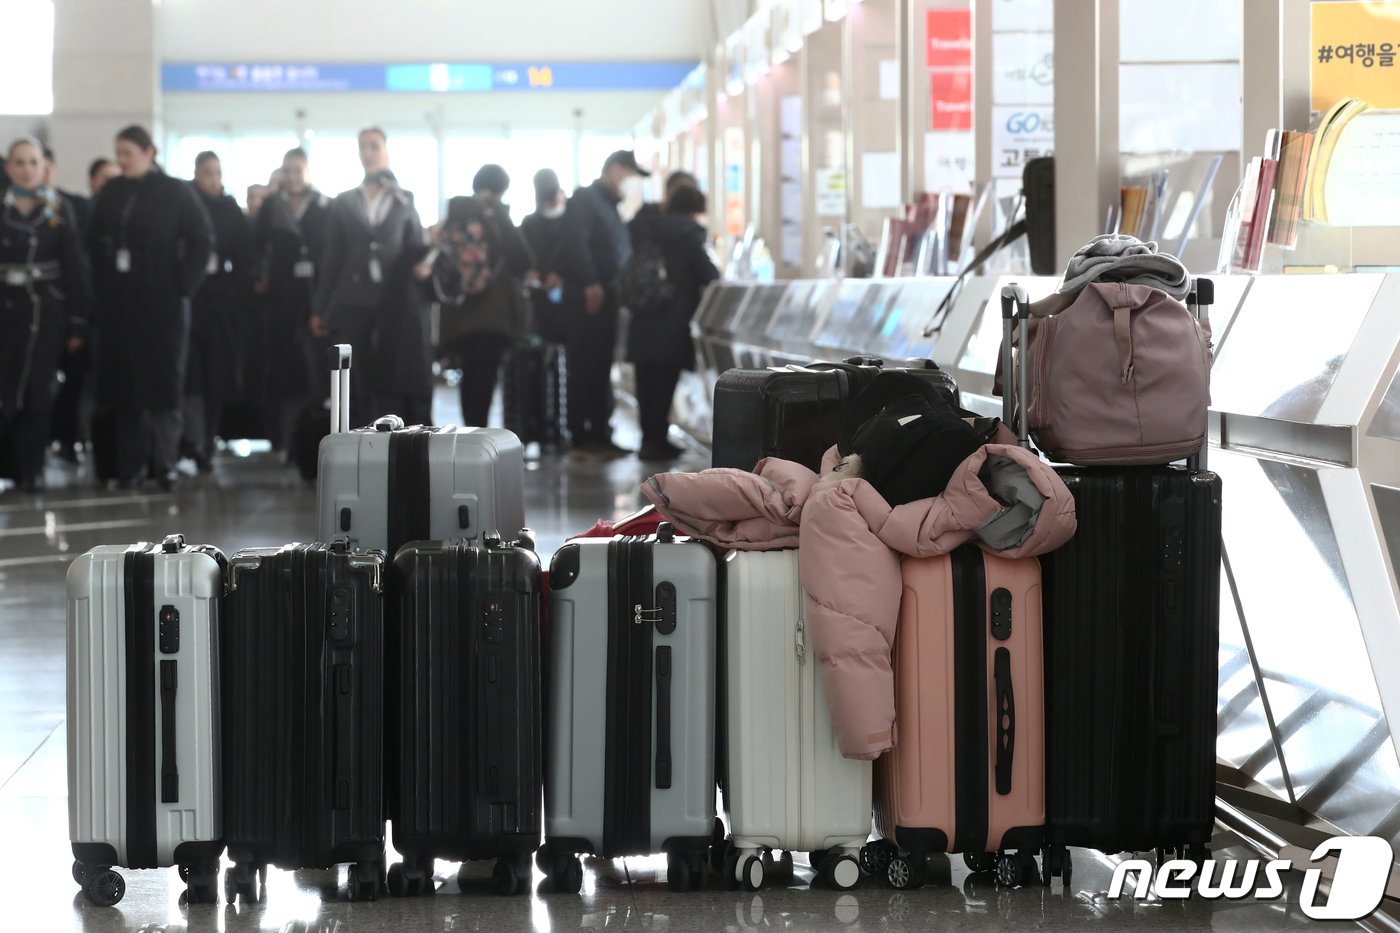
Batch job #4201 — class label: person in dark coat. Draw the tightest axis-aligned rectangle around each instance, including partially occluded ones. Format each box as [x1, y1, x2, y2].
[0, 138, 91, 492]
[436, 164, 534, 428]
[88, 125, 214, 490]
[311, 127, 432, 426]
[44, 148, 99, 464]
[626, 184, 717, 461]
[255, 146, 332, 452]
[519, 168, 569, 346]
[181, 151, 252, 471]
[555, 150, 647, 455]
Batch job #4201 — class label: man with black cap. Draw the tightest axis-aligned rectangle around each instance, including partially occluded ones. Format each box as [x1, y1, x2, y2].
[556, 150, 648, 455]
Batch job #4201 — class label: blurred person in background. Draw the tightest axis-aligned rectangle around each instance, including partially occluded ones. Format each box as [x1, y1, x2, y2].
[520, 168, 568, 346]
[557, 149, 647, 455]
[434, 163, 534, 428]
[88, 124, 214, 491]
[43, 146, 91, 233]
[182, 150, 253, 473]
[47, 148, 101, 464]
[625, 183, 716, 461]
[255, 146, 332, 455]
[0, 138, 90, 493]
[312, 127, 432, 426]
[88, 158, 120, 197]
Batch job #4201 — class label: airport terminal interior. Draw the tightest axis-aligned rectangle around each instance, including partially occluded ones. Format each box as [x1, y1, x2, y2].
[5, 0, 1400, 930]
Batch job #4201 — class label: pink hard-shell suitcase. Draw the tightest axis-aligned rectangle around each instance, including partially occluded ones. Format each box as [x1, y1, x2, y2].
[865, 545, 1046, 890]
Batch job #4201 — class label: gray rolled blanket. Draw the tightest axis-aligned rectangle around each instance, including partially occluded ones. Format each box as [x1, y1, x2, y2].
[1056, 233, 1191, 300]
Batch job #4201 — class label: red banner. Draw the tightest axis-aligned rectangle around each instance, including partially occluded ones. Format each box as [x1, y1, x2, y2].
[930, 70, 973, 130]
[927, 9, 972, 70]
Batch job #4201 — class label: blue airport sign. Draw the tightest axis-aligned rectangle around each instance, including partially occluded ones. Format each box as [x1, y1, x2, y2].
[162, 61, 697, 93]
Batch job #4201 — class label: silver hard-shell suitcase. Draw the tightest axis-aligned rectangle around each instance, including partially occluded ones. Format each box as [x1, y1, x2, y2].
[67, 534, 225, 906]
[541, 525, 718, 893]
[316, 344, 525, 557]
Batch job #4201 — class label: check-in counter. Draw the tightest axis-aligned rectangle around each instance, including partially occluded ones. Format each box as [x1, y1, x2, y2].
[683, 272, 1400, 846]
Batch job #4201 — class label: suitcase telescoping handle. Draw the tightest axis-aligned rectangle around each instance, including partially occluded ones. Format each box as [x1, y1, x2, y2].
[999, 285, 1032, 448]
[328, 344, 352, 435]
[1186, 276, 1213, 473]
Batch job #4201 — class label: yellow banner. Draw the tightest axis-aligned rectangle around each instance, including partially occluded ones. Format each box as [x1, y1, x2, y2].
[1312, 1, 1400, 110]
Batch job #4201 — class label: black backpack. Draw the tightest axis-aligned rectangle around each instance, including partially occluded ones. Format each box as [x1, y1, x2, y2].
[618, 239, 674, 314]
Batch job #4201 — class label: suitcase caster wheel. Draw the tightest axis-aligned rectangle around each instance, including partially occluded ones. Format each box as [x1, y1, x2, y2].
[739, 854, 764, 892]
[1061, 851, 1073, 890]
[387, 863, 409, 898]
[807, 849, 829, 873]
[1039, 848, 1054, 887]
[886, 855, 922, 891]
[995, 853, 1025, 888]
[178, 864, 192, 883]
[492, 859, 524, 896]
[84, 868, 125, 907]
[548, 853, 583, 894]
[822, 855, 860, 891]
[72, 861, 88, 887]
[666, 851, 694, 893]
[860, 843, 892, 875]
[723, 851, 741, 891]
[963, 852, 997, 874]
[708, 819, 728, 875]
[348, 862, 382, 901]
[1016, 851, 1038, 886]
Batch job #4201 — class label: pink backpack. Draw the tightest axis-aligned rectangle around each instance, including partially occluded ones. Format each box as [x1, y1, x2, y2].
[1011, 281, 1212, 465]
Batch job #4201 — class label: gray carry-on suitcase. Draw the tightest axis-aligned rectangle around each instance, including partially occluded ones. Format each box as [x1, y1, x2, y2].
[317, 344, 526, 558]
[67, 535, 226, 906]
[541, 524, 718, 893]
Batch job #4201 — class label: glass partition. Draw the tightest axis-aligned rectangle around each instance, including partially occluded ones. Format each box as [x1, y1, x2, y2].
[1118, 0, 1243, 269]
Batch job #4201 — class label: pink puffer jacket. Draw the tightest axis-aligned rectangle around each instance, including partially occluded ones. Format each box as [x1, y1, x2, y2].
[642, 440, 1077, 761]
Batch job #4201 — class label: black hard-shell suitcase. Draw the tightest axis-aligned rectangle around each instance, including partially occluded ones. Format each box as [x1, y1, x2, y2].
[386, 534, 544, 897]
[220, 541, 388, 902]
[1000, 280, 1220, 886]
[503, 341, 567, 450]
[711, 356, 959, 472]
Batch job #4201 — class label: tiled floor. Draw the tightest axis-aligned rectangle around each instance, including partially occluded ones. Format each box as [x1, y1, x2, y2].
[0, 397, 1366, 931]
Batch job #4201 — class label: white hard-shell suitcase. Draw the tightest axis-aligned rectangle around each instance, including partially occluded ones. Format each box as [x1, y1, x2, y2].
[316, 344, 525, 557]
[67, 535, 225, 906]
[719, 549, 872, 891]
[541, 526, 718, 893]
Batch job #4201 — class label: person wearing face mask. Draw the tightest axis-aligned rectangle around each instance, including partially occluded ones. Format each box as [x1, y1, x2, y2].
[87, 125, 215, 491]
[519, 168, 569, 346]
[556, 150, 647, 455]
[181, 151, 253, 473]
[0, 137, 91, 493]
[433, 164, 534, 428]
[255, 146, 332, 455]
[312, 126, 432, 426]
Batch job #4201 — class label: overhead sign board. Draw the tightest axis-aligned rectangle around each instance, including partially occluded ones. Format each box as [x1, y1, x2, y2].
[162, 61, 697, 93]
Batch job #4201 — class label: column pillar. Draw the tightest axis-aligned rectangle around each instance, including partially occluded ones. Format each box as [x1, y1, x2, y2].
[50, 0, 158, 191]
[1052, 0, 1118, 270]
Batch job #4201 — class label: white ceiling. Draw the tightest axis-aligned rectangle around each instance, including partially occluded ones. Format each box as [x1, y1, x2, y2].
[155, 0, 714, 63]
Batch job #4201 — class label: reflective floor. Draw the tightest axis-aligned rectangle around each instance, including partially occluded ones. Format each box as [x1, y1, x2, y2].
[0, 395, 1364, 931]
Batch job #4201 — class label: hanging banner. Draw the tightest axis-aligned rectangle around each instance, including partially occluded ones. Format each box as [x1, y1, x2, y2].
[1311, 0, 1400, 110]
[927, 10, 973, 70]
[930, 70, 974, 130]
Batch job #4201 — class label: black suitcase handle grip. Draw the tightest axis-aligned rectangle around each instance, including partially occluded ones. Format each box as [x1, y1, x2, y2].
[994, 648, 1014, 796]
[160, 660, 179, 803]
[655, 646, 672, 790]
